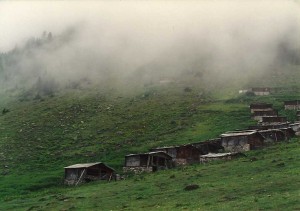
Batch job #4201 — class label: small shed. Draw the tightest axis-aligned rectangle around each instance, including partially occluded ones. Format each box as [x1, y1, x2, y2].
[199, 152, 245, 163]
[64, 162, 115, 185]
[289, 123, 300, 136]
[248, 125, 273, 130]
[284, 100, 300, 110]
[251, 87, 271, 96]
[258, 129, 286, 143]
[123, 151, 172, 173]
[296, 111, 300, 120]
[280, 127, 295, 140]
[191, 139, 224, 154]
[220, 131, 265, 152]
[250, 103, 273, 113]
[252, 110, 278, 121]
[150, 144, 202, 165]
[260, 116, 288, 126]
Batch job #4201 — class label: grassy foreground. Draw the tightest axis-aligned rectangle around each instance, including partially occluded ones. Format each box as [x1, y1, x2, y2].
[2, 139, 300, 211]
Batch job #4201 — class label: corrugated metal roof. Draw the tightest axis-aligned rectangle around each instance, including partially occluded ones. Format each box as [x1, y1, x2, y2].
[220, 131, 258, 137]
[64, 162, 115, 170]
[200, 153, 234, 158]
[258, 129, 283, 133]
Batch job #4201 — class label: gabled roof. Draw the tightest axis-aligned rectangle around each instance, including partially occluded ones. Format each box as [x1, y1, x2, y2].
[252, 110, 278, 115]
[261, 116, 287, 122]
[125, 151, 172, 159]
[220, 131, 259, 137]
[258, 129, 284, 133]
[200, 152, 242, 158]
[64, 162, 114, 171]
[190, 138, 221, 145]
[150, 144, 199, 150]
[250, 103, 273, 109]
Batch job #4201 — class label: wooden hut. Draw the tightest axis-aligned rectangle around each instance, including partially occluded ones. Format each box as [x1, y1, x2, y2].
[220, 131, 265, 152]
[289, 123, 300, 136]
[123, 151, 172, 173]
[191, 139, 224, 154]
[64, 162, 115, 185]
[150, 144, 202, 165]
[284, 100, 300, 110]
[251, 87, 271, 96]
[258, 129, 286, 143]
[280, 127, 295, 140]
[252, 110, 278, 121]
[250, 103, 273, 113]
[260, 116, 288, 126]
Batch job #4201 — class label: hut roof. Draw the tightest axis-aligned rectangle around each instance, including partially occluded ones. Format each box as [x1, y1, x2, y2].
[258, 129, 283, 133]
[150, 144, 199, 150]
[125, 151, 172, 159]
[64, 162, 114, 171]
[220, 131, 259, 137]
[251, 87, 271, 92]
[200, 152, 243, 158]
[253, 110, 278, 115]
[250, 103, 272, 109]
[261, 116, 287, 122]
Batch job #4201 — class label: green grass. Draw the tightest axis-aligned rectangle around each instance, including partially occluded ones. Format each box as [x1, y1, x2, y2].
[1, 139, 299, 211]
[0, 64, 300, 210]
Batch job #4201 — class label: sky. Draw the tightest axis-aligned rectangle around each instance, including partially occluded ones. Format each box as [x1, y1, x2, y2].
[0, 1, 299, 92]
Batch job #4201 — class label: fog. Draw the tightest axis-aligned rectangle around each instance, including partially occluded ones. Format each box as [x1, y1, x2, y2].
[0, 1, 299, 95]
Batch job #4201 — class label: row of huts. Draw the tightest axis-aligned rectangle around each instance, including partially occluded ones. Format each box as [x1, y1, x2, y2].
[64, 99, 300, 185]
[239, 87, 271, 96]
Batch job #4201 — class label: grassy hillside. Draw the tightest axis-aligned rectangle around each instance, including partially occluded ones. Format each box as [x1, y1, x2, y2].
[0, 65, 300, 210]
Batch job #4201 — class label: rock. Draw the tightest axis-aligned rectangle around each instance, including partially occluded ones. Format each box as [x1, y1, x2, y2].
[184, 184, 199, 191]
[116, 131, 124, 135]
[276, 162, 285, 167]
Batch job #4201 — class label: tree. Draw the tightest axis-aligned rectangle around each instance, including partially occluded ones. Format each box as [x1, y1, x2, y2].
[47, 32, 53, 41]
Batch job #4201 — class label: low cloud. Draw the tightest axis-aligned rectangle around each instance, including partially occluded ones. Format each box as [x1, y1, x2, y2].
[0, 1, 299, 95]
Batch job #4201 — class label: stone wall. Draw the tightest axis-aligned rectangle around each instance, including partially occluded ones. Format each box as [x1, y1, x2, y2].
[123, 166, 153, 174]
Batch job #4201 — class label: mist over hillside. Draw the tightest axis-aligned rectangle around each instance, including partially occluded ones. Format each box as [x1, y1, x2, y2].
[0, 1, 299, 98]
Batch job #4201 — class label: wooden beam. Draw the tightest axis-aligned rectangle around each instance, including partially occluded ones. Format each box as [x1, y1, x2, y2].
[75, 169, 86, 186]
[147, 155, 150, 168]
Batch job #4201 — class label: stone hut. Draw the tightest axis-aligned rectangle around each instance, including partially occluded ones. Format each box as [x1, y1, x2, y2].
[280, 127, 295, 140]
[258, 129, 286, 143]
[150, 144, 202, 165]
[220, 131, 265, 152]
[191, 139, 224, 154]
[289, 123, 300, 135]
[251, 87, 271, 96]
[123, 151, 172, 173]
[248, 122, 290, 130]
[64, 162, 115, 185]
[199, 152, 245, 163]
[250, 103, 273, 113]
[260, 116, 288, 126]
[252, 110, 278, 121]
[284, 100, 300, 110]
